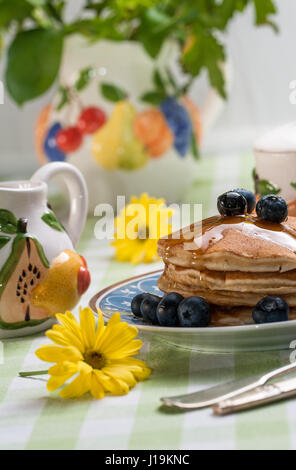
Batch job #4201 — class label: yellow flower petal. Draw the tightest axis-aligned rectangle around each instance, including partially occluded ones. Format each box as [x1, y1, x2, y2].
[35, 345, 83, 364]
[95, 313, 122, 350]
[45, 330, 69, 347]
[90, 371, 105, 399]
[79, 307, 96, 349]
[99, 324, 139, 356]
[131, 247, 145, 265]
[59, 371, 91, 399]
[47, 361, 79, 392]
[77, 360, 93, 375]
[110, 357, 152, 381]
[48, 361, 78, 377]
[103, 364, 137, 388]
[34, 305, 151, 401]
[92, 370, 116, 394]
[93, 309, 105, 348]
[56, 312, 84, 350]
[47, 374, 73, 392]
[48, 324, 84, 351]
[106, 339, 143, 360]
[106, 377, 130, 395]
[111, 193, 173, 264]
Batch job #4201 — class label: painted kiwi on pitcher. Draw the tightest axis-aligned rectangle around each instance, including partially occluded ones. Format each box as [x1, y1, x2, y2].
[0, 217, 51, 325]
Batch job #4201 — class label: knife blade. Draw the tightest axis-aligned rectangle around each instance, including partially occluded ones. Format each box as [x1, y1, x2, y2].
[213, 376, 296, 415]
[160, 361, 296, 409]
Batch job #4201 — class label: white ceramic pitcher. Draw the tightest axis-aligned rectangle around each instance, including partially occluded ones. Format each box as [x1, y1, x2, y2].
[0, 162, 90, 338]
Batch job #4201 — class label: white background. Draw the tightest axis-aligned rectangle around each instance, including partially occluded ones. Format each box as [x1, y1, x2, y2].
[0, 0, 295, 177]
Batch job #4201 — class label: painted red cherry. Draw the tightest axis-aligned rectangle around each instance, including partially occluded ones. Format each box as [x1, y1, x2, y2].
[77, 106, 106, 134]
[56, 126, 83, 153]
[79, 255, 88, 268]
[77, 266, 91, 296]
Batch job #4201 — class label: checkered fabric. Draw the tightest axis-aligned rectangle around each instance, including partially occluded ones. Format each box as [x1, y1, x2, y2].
[1, 153, 294, 450]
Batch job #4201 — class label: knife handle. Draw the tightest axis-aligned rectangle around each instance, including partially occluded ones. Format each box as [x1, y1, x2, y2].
[213, 381, 296, 416]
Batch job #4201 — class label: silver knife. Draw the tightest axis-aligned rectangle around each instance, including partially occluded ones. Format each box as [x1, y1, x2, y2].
[213, 376, 296, 415]
[160, 361, 296, 409]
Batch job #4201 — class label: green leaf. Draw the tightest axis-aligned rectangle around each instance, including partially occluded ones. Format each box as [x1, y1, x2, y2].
[0, 236, 11, 249]
[75, 66, 93, 91]
[165, 66, 178, 93]
[153, 69, 166, 93]
[100, 83, 128, 102]
[254, 0, 277, 27]
[0, 0, 33, 29]
[191, 132, 199, 160]
[41, 211, 64, 232]
[5, 29, 63, 105]
[257, 179, 281, 197]
[0, 209, 18, 234]
[135, 8, 170, 58]
[290, 182, 296, 191]
[66, 17, 124, 41]
[140, 90, 166, 105]
[56, 85, 70, 111]
[182, 30, 227, 99]
[144, 7, 173, 34]
[27, 0, 46, 6]
[199, 0, 249, 30]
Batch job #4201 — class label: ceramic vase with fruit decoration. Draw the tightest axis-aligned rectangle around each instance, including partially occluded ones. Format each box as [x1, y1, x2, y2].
[35, 36, 230, 211]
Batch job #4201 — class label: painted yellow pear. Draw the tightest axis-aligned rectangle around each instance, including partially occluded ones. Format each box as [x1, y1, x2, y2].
[91, 101, 148, 170]
[31, 250, 91, 317]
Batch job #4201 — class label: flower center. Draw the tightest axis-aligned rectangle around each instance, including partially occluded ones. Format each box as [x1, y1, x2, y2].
[84, 350, 105, 369]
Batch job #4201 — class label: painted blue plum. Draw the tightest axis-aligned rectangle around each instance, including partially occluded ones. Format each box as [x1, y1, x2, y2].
[160, 97, 192, 157]
[43, 122, 66, 162]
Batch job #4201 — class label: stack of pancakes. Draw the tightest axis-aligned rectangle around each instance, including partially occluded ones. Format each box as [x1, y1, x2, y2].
[157, 215, 296, 326]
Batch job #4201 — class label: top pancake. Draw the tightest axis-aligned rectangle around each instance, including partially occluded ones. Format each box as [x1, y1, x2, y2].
[158, 215, 296, 272]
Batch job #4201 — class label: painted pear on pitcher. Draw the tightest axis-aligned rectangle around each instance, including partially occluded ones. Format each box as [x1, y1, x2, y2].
[31, 250, 90, 316]
[0, 218, 50, 325]
[91, 101, 148, 170]
[0, 210, 91, 326]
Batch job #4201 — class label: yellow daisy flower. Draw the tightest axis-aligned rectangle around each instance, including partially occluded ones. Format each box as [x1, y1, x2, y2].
[34, 307, 151, 399]
[111, 193, 173, 264]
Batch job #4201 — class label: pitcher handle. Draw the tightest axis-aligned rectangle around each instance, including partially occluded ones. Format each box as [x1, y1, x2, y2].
[31, 162, 88, 247]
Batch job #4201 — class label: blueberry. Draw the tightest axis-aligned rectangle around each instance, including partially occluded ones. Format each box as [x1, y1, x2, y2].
[140, 294, 161, 324]
[156, 292, 184, 326]
[160, 97, 192, 156]
[232, 189, 256, 214]
[178, 297, 211, 327]
[256, 195, 288, 224]
[217, 191, 247, 216]
[131, 293, 150, 317]
[43, 122, 66, 162]
[252, 296, 289, 324]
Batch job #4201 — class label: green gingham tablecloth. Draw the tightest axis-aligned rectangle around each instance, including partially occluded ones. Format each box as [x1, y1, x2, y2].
[1, 153, 296, 451]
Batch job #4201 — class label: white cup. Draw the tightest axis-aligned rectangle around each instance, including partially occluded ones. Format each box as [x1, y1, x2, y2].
[254, 122, 296, 203]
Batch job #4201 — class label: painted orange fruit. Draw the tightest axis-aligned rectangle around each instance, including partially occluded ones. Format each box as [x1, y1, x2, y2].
[34, 104, 52, 164]
[134, 108, 173, 158]
[181, 96, 202, 144]
[148, 129, 174, 157]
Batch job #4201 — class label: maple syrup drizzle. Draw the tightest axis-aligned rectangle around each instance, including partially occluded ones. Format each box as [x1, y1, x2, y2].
[163, 215, 296, 263]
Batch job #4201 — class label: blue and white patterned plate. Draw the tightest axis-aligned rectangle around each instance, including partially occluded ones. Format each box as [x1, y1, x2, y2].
[89, 270, 296, 353]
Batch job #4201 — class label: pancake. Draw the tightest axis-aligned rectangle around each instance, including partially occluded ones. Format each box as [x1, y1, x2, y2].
[157, 214, 296, 313]
[158, 271, 296, 307]
[158, 215, 296, 272]
[210, 306, 296, 327]
[164, 263, 296, 294]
